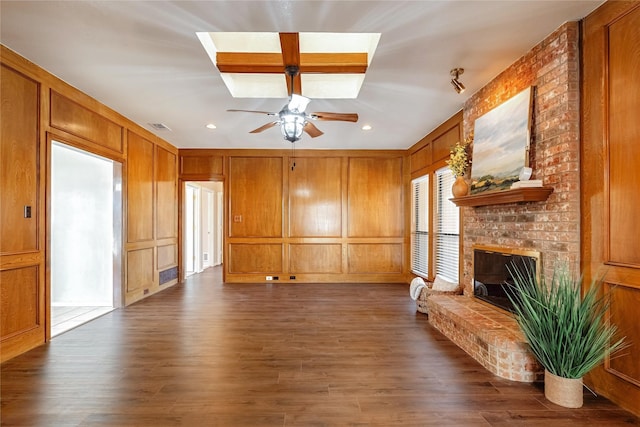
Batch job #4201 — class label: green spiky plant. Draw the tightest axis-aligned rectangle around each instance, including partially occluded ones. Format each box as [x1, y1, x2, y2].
[505, 261, 626, 379]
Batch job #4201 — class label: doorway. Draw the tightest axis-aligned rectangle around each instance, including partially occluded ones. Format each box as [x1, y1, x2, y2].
[50, 142, 122, 336]
[184, 181, 223, 279]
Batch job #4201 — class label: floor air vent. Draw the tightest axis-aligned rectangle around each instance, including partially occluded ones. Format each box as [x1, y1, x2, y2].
[159, 267, 178, 285]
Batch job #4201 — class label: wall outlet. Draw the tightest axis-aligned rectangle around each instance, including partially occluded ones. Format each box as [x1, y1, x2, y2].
[290, 275, 296, 280]
[266, 276, 273, 281]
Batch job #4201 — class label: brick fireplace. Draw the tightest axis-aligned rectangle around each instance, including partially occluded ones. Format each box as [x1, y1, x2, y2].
[461, 21, 581, 287]
[427, 21, 581, 382]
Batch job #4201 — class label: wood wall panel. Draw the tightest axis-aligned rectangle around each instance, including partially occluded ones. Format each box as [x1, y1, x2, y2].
[432, 122, 461, 163]
[410, 143, 431, 174]
[126, 248, 154, 293]
[228, 244, 282, 273]
[348, 243, 403, 273]
[408, 111, 462, 180]
[1, 65, 39, 254]
[127, 131, 155, 242]
[0, 266, 40, 338]
[157, 244, 177, 269]
[289, 244, 342, 273]
[180, 149, 408, 284]
[289, 157, 342, 237]
[348, 157, 403, 237]
[50, 91, 123, 154]
[156, 146, 177, 240]
[180, 155, 223, 176]
[607, 6, 640, 266]
[229, 157, 282, 237]
[607, 283, 640, 387]
[582, 1, 640, 416]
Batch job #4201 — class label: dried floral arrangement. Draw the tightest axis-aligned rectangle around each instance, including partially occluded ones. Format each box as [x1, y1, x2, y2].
[446, 134, 472, 177]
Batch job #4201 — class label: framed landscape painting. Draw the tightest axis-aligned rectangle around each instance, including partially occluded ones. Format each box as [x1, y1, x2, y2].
[470, 87, 533, 194]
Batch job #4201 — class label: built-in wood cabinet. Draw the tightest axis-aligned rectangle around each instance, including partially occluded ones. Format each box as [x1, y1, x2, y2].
[582, 1, 640, 416]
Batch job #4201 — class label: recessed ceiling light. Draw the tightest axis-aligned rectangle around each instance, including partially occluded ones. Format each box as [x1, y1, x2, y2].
[362, 124, 372, 131]
[206, 123, 217, 129]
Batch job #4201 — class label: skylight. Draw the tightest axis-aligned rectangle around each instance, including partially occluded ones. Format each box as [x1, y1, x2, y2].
[196, 31, 380, 99]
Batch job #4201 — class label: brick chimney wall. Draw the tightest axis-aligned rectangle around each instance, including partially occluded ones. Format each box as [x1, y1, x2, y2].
[461, 22, 581, 295]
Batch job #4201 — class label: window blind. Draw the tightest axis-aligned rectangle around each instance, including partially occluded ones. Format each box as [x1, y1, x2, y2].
[411, 176, 429, 277]
[435, 167, 459, 282]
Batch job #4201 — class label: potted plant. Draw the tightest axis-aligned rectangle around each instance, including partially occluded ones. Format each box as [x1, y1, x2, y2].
[446, 134, 472, 197]
[505, 261, 627, 408]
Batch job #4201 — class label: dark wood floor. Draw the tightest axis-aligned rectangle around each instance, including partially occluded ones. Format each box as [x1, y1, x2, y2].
[2, 267, 638, 426]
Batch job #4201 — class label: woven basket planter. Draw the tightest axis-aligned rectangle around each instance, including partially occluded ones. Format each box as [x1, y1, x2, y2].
[544, 370, 583, 408]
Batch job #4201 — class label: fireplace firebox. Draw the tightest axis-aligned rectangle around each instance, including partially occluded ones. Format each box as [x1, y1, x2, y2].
[473, 245, 540, 313]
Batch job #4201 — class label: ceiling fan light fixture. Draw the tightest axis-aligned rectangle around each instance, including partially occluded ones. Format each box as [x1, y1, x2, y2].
[281, 113, 306, 143]
[450, 68, 465, 94]
[288, 94, 310, 113]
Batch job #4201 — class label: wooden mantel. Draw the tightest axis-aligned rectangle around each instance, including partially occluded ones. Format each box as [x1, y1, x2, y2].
[451, 187, 554, 207]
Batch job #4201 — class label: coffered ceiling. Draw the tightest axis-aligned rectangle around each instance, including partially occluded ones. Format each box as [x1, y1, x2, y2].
[0, 1, 602, 150]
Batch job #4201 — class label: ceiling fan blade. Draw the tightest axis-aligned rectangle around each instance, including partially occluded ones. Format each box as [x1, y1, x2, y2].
[249, 121, 279, 134]
[310, 112, 359, 122]
[303, 121, 324, 138]
[227, 109, 277, 116]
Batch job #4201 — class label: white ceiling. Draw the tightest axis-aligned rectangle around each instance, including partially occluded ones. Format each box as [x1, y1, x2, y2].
[0, 1, 602, 151]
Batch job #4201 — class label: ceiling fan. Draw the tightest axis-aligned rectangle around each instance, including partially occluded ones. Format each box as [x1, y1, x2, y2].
[227, 66, 359, 143]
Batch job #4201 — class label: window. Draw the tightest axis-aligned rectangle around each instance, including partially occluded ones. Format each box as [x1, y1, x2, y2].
[435, 167, 460, 282]
[411, 176, 429, 277]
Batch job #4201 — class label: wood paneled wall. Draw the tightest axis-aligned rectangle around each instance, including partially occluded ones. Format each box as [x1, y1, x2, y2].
[180, 149, 409, 283]
[406, 111, 464, 281]
[408, 111, 462, 180]
[582, 1, 640, 416]
[0, 45, 179, 362]
[0, 62, 46, 363]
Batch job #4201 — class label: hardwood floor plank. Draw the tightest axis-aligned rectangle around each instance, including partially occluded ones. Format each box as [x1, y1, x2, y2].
[480, 409, 640, 426]
[1, 266, 638, 426]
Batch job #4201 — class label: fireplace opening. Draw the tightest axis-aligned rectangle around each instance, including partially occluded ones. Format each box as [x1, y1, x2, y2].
[473, 246, 540, 313]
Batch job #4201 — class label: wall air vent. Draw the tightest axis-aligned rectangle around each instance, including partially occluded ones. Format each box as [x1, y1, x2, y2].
[148, 123, 172, 131]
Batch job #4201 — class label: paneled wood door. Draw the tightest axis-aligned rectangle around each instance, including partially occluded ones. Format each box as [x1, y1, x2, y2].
[582, 1, 640, 417]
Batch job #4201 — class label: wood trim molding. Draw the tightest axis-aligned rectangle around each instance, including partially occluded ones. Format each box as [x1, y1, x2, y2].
[451, 187, 554, 207]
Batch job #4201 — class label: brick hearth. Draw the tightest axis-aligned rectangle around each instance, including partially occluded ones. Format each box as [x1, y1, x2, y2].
[427, 295, 542, 382]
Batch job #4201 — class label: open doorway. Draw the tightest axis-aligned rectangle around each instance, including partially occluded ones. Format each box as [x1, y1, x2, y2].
[184, 181, 223, 279]
[50, 141, 122, 336]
